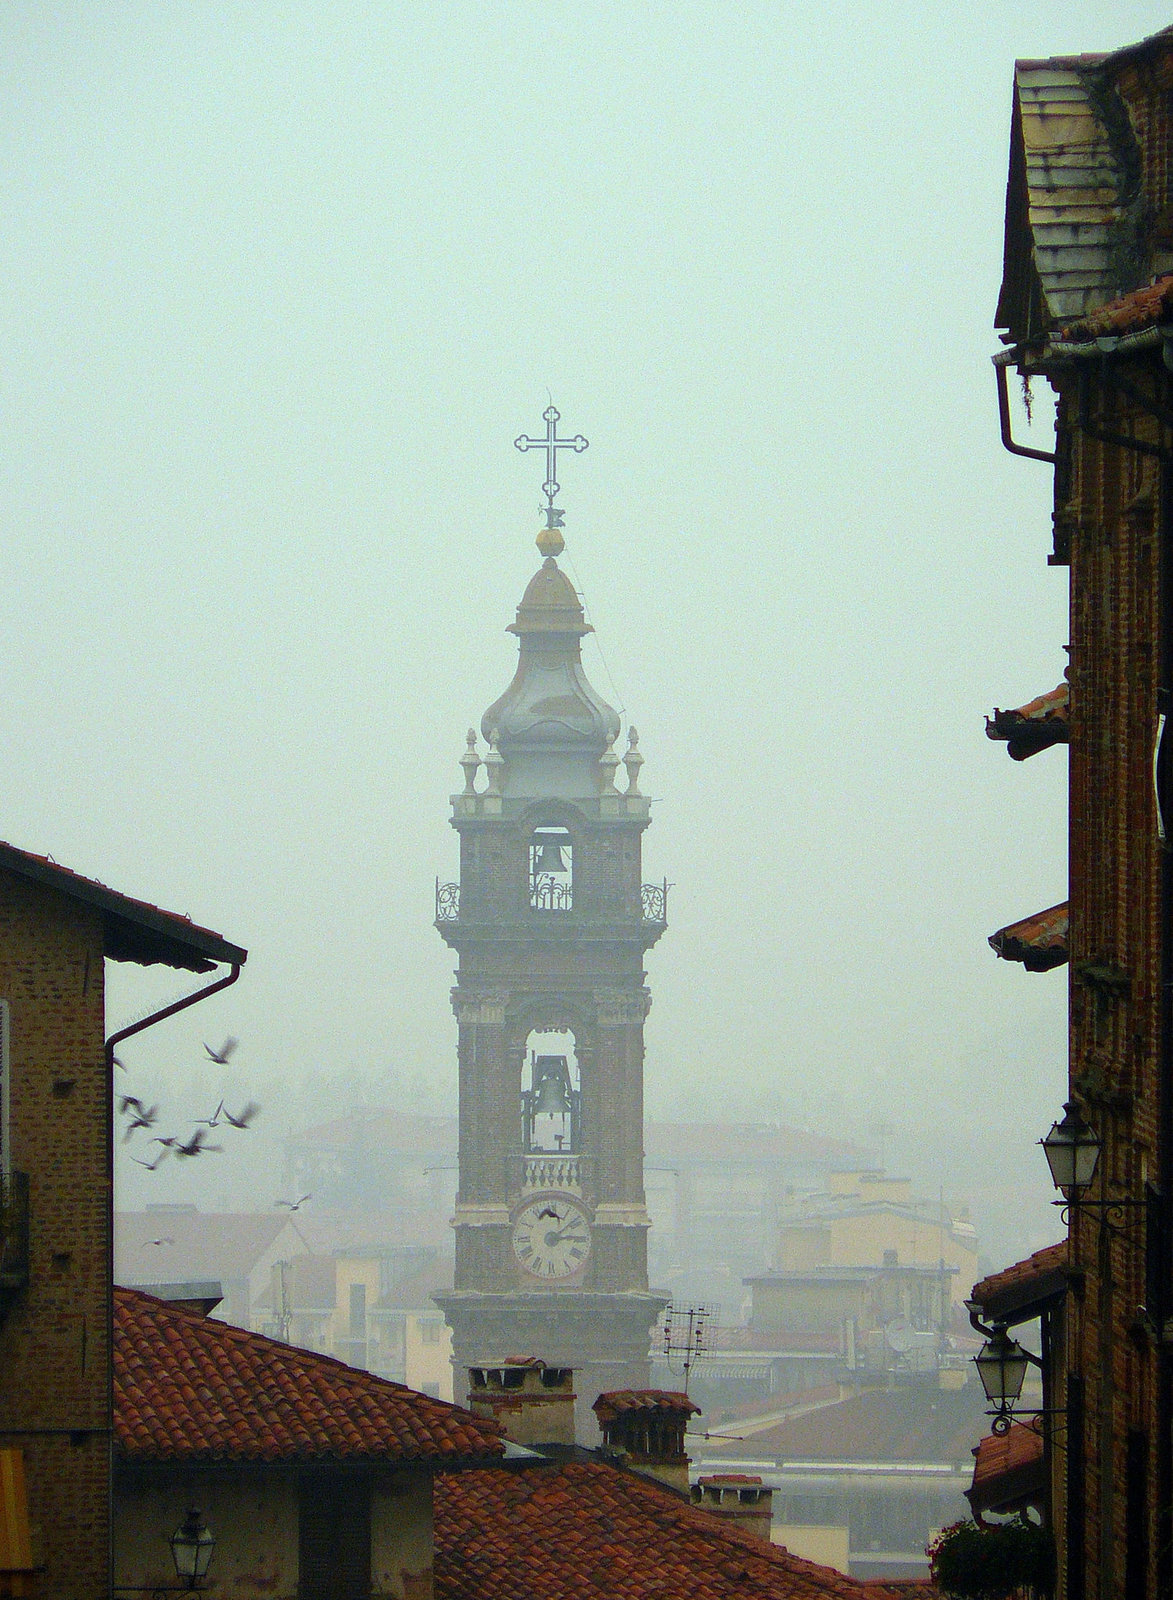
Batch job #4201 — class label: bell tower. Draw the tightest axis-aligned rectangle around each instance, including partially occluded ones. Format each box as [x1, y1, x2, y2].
[435, 412, 667, 1427]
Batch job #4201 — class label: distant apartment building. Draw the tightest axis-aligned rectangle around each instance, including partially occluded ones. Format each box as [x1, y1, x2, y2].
[116, 1204, 456, 1400]
[658, 1168, 979, 1412]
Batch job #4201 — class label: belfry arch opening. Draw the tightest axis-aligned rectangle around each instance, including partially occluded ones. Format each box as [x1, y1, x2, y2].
[528, 825, 573, 911]
[521, 1029, 581, 1153]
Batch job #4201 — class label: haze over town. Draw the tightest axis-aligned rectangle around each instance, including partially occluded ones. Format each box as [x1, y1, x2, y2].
[2, 1, 1161, 1272]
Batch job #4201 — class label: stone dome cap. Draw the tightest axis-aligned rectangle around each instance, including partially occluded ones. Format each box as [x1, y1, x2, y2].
[507, 557, 593, 638]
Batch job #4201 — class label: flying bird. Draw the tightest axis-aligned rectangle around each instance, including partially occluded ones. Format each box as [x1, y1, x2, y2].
[131, 1149, 169, 1171]
[173, 1128, 221, 1159]
[203, 1037, 239, 1065]
[276, 1194, 311, 1211]
[193, 1101, 225, 1127]
[222, 1101, 259, 1130]
[143, 1237, 173, 1247]
[122, 1106, 159, 1142]
[119, 1094, 149, 1118]
[112, 1054, 127, 1071]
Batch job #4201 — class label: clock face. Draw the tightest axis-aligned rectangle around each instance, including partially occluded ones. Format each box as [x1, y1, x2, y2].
[512, 1197, 591, 1279]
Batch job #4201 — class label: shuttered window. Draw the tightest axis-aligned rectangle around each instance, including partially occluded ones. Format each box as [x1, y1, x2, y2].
[298, 1473, 371, 1600]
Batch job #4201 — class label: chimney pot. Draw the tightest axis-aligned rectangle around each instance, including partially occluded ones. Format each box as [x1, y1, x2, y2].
[466, 1358, 578, 1446]
[692, 1474, 774, 1542]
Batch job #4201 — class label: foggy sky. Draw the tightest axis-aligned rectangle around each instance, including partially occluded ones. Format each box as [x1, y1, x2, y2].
[1, 2, 1161, 1269]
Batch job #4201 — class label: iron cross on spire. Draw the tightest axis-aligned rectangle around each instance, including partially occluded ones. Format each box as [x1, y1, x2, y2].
[514, 404, 588, 531]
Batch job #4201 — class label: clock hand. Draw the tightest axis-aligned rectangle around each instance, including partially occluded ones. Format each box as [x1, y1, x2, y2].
[547, 1219, 588, 1241]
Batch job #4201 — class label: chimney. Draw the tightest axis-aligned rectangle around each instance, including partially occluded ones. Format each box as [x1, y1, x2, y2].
[466, 1358, 577, 1446]
[592, 1390, 701, 1491]
[691, 1474, 774, 1542]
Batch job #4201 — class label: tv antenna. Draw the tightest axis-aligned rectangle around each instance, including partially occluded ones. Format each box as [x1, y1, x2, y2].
[661, 1302, 716, 1395]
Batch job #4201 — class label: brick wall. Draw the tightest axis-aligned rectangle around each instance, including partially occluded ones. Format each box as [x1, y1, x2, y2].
[0, 868, 110, 1598]
[1054, 362, 1165, 1600]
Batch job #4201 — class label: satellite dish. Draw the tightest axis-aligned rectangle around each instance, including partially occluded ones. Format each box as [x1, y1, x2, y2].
[884, 1317, 915, 1353]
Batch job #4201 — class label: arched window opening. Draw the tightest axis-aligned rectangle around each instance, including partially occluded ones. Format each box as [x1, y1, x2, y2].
[521, 1030, 580, 1154]
[529, 826, 573, 911]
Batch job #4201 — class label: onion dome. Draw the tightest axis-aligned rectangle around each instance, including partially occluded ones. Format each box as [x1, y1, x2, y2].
[481, 554, 620, 800]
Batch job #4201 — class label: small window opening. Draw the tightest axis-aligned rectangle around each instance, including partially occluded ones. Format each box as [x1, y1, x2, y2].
[529, 826, 573, 911]
[522, 1033, 580, 1154]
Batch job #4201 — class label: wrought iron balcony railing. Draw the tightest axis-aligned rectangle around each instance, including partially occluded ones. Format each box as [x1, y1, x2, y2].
[436, 879, 669, 927]
[0, 1171, 30, 1294]
[435, 880, 461, 922]
[641, 880, 669, 925]
[529, 875, 573, 912]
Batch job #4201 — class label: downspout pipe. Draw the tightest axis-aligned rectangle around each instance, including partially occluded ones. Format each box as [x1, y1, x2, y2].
[104, 957, 242, 1598]
[105, 960, 243, 1073]
[994, 358, 1057, 464]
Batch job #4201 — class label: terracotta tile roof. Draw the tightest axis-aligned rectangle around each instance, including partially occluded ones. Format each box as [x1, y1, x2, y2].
[698, 1473, 765, 1486]
[988, 903, 1068, 972]
[1058, 275, 1173, 342]
[966, 1420, 1044, 1518]
[970, 1242, 1068, 1322]
[0, 839, 246, 972]
[114, 1287, 503, 1463]
[594, 1390, 701, 1422]
[436, 1458, 876, 1600]
[986, 683, 1069, 760]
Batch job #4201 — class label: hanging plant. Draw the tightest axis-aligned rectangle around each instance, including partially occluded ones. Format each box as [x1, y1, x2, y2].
[928, 1517, 1055, 1600]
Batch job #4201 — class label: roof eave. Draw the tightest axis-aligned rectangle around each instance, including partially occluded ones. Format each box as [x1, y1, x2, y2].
[0, 843, 247, 973]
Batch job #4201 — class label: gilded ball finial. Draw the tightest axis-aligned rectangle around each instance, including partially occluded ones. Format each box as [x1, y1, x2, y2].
[537, 525, 566, 558]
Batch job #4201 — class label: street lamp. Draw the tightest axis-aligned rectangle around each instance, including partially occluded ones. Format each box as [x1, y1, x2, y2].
[1040, 1101, 1100, 1195]
[975, 1324, 1033, 1435]
[169, 1510, 214, 1589]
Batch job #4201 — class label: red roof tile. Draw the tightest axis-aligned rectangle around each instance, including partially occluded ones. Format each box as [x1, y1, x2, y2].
[698, 1473, 765, 1486]
[1059, 275, 1173, 342]
[114, 1287, 503, 1463]
[594, 1390, 702, 1422]
[970, 1242, 1068, 1320]
[988, 904, 1068, 972]
[436, 1458, 877, 1600]
[966, 1420, 1044, 1517]
[0, 840, 245, 972]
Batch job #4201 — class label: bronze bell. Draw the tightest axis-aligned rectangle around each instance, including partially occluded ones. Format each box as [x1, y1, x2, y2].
[532, 1074, 572, 1115]
[532, 839, 568, 874]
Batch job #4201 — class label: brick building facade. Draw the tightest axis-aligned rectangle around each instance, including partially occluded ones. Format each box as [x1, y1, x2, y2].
[989, 24, 1173, 1600]
[0, 842, 244, 1598]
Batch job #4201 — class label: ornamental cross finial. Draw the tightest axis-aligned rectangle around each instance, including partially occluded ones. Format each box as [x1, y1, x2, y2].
[514, 404, 588, 535]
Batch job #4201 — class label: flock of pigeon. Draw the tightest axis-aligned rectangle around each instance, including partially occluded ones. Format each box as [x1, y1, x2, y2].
[118, 1036, 259, 1171]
